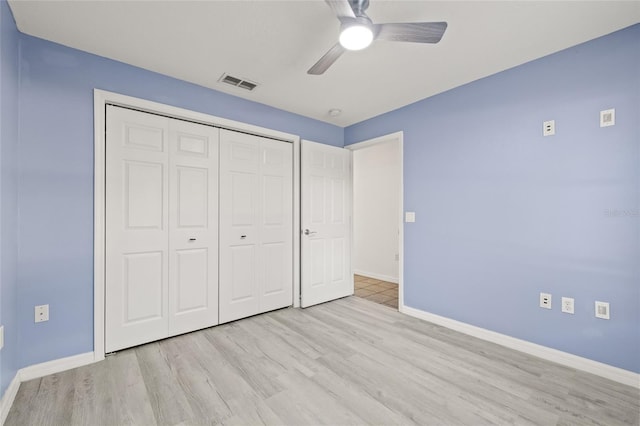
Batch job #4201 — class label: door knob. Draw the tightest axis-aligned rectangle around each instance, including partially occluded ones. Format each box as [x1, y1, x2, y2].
[304, 229, 317, 236]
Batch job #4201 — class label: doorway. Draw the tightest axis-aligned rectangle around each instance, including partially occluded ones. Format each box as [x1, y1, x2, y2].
[347, 132, 403, 310]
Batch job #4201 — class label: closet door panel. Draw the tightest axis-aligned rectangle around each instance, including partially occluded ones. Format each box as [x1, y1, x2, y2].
[106, 106, 170, 352]
[260, 139, 293, 312]
[219, 130, 261, 323]
[168, 121, 219, 336]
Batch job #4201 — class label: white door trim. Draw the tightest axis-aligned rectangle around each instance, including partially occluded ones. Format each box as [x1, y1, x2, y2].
[345, 131, 404, 308]
[94, 89, 301, 361]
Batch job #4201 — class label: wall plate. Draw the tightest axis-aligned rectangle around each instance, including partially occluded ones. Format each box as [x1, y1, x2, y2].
[600, 109, 615, 127]
[540, 292, 552, 309]
[561, 297, 574, 314]
[595, 301, 610, 319]
[35, 304, 49, 323]
[543, 120, 555, 136]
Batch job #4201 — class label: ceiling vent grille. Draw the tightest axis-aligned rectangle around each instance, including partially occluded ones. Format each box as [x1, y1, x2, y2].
[219, 73, 258, 91]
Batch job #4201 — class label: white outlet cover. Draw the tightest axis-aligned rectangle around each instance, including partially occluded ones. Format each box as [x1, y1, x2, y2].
[0, 325, 3, 351]
[600, 109, 615, 127]
[595, 301, 610, 319]
[405, 212, 416, 223]
[543, 120, 555, 136]
[561, 297, 575, 314]
[540, 292, 552, 309]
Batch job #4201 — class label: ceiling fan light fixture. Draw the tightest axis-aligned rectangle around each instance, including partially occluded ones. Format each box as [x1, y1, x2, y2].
[339, 21, 374, 51]
[307, 1, 448, 75]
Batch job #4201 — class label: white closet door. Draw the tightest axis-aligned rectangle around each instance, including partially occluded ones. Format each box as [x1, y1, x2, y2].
[106, 106, 170, 352]
[300, 140, 352, 308]
[219, 130, 261, 322]
[219, 130, 293, 323]
[168, 120, 219, 336]
[259, 138, 293, 312]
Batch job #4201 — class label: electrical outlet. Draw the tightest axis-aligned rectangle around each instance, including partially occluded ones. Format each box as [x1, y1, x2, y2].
[561, 297, 574, 314]
[539, 292, 552, 309]
[595, 301, 610, 320]
[0, 326, 4, 351]
[543, 120, 555, 136]
[35, 305, 49, 323]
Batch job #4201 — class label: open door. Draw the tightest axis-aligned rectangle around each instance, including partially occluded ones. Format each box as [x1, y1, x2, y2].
[301, 140, 353, 307]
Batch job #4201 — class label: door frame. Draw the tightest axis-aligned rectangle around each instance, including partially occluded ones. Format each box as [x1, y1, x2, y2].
[93, 89, 301, 361]
[345, 132, 404, 310]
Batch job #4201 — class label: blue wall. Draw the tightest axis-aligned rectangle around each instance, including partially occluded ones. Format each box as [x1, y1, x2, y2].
[0, 0, 20, 395]
[14, 34, 342, 369]
[346, 24, 640, 373]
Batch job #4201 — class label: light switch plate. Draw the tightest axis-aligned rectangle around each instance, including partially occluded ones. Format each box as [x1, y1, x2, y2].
[405, 212, 416, 223]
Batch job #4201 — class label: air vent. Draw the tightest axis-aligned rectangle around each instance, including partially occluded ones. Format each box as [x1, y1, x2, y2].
[219, 73, 259, 91]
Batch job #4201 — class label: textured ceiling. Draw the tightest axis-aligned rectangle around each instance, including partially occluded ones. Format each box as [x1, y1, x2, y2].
[8, 0, 640, 126]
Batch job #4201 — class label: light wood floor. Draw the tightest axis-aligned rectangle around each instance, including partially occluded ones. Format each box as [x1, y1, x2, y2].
[6, 297, 639, 426]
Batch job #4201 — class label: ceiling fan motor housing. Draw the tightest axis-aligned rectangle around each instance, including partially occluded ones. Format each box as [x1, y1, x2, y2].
[341, 15, 374, 32]
[349, 0, 370, 16]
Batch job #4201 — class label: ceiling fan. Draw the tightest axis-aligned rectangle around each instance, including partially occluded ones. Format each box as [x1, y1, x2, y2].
[308, 0, 447, 75]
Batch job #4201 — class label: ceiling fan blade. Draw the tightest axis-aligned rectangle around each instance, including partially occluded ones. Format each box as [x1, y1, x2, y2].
[374, 22, 448, 44]
[307, 43, 346, 75]
[324, 0, 356, 20]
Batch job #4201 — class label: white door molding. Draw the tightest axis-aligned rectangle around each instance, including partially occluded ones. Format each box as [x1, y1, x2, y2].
[345, 132, 404, 308]
[94, 89, 301, 360]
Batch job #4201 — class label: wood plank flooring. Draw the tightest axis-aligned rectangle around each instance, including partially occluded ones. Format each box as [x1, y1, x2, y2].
[6, 297, 639, 426]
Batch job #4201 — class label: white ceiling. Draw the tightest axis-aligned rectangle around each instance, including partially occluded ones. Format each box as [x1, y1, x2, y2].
[8, 1, 640, 127]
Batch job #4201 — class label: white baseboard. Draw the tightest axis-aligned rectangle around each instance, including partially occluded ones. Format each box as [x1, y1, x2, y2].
[0, 374, 21, 425]
[0, 351, 96, 425]
[353, 269, 399, 284]
[19, 352, 95, 382]
[399, 304, 640, 389]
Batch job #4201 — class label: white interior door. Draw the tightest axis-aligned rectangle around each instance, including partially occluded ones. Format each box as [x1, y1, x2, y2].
[168, 120, 219, 336]
[106, 106, 170, 352]
[301, 140, 352, 308]
[219, 130, 293, 323]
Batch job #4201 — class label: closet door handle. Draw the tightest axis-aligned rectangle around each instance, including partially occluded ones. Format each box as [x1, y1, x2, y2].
[304, 229, 317, 236]
[240, 235, 247, 239]
[189, 238, 196, 241]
